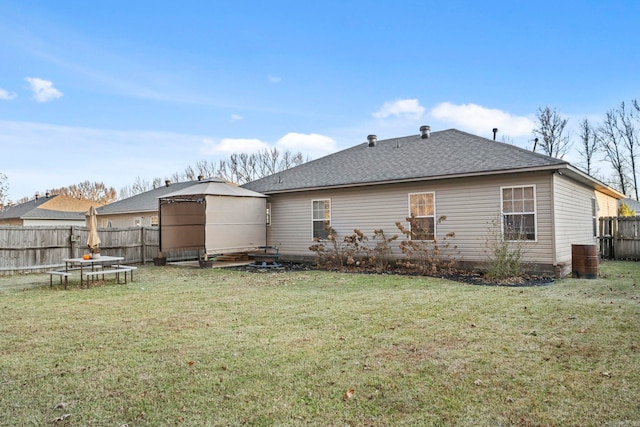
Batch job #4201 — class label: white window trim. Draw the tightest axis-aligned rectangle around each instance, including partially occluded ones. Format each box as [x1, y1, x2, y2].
[592, 197, 597, 238]
[407, 191, 436, 241]
[311, 199, 331, 241]
[266, 202, 272, 227]
[500, 184, 537, 242]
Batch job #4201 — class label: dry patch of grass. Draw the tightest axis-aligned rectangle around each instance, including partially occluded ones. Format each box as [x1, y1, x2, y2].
[0, 261, 639, 426]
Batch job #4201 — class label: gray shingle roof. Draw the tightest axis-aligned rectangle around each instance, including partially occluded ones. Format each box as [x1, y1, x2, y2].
[242, 128, 568, 194]
[0, 195, 55, 220]
[97, 181, 200, 215]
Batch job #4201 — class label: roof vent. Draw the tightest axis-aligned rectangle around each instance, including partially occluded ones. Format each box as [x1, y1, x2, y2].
[45, 192, 51, 198]
[420, 125, 431, 139]
[197, 175, 204, 181]
[367, 134, 377, 147]
[165, 180, 171, 187]
[34, 193, 39, 200]
[492, 128, 498, 141]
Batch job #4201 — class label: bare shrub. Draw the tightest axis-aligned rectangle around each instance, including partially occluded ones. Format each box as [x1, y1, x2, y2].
[395, 215, 458, 274]
[485, 218, 527, 279]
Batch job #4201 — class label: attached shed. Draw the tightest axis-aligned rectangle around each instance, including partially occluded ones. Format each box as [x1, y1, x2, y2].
[158, 178, 267, 256]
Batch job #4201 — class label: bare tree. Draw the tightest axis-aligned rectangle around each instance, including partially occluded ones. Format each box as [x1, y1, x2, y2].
[626, 99, 640, 199]
[577, 118, 599, 176]
[0, 172, 8, 207]
[180, 148, 306, 185]
[47, 181, 117, 204]
[533, 106, 572, 158]
[598, 109, 630, 195]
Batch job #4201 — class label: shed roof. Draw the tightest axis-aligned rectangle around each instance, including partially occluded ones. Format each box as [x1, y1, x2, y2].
[161, 178, 267, 198]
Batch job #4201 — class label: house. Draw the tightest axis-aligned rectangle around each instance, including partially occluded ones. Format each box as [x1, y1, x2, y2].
[96, 179, 203, 228]
[0, 193, 102, 226]
[243, 127, 624, 276]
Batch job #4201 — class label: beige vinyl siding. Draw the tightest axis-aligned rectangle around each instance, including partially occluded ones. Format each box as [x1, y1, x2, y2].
[552, 174, 599, 265]
[267, 171, 555, 266]
[595, 191, 618, 217]
[98, 213, 159, 228]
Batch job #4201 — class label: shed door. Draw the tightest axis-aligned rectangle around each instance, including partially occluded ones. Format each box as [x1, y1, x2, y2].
[159, 200, 206, 251]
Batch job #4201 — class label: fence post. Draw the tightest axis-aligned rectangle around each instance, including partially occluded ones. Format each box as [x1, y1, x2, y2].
[141, 226, 146, 264]
[69, 226, 74, 258]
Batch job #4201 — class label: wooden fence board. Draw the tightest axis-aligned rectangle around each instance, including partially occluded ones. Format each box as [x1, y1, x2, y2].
[0, 226, 166, 274]
[599, 217, 640, 261]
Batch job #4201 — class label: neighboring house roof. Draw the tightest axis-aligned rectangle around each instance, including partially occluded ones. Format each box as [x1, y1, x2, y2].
[0, 194, 101, 221]
[161, 178, 267, 198]
[242, 128, 623, 198]
[621, 198, 640, 214]
[96, 181, 200, 215]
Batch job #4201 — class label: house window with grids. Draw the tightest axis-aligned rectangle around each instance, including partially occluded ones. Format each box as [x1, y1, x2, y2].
[501, 186, 536, 240]
[408, 192, 435, 240]
[312, 199, 331, 240]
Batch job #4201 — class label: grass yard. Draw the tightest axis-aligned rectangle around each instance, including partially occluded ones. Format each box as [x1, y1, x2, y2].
[1, 261, 639, 426]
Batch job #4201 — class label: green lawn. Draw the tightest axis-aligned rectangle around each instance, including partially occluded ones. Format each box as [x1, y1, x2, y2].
[1, 261, 639, 426]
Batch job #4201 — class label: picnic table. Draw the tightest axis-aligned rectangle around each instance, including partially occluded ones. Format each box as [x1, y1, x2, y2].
[49, 256, 133, 288]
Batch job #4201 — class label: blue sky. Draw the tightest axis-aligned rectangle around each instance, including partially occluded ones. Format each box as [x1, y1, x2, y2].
[1, 0, 638, 201]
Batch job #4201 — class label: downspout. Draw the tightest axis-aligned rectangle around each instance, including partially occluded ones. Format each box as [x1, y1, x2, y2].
[550, 172, 558, 277]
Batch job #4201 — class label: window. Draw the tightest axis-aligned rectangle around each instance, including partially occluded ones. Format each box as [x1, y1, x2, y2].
[592, 197, 597, 237]
[151, 215, 159, 226]
[312, 199, 331, 240]
[266, 202, 272, 226]
[501, 186, 536, 240]
[408, 192, 435, 240]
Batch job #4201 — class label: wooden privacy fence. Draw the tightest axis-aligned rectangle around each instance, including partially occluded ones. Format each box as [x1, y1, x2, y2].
[599, 216, 640, 260]
[0, 226, 162, 275]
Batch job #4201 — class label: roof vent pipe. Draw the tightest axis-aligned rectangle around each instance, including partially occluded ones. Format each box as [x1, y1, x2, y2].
[45, 192, 51, 198]
[34, 193, 39, 200]
[492, 128, 498, 141]
[367, 134, 377, 147]
[533, 138, 539, 152]
[420, 125, 431, 139]
[165, 180, 171, 187]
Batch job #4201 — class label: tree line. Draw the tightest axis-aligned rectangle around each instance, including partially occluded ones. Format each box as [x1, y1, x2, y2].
[0, 147, 305, 206]
[2, 100, 639, 207]
[533, 100, 639, 199]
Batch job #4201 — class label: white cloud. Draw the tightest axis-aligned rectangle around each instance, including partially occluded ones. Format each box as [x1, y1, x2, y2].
[268, 75, 282, 83]
[24, 77, 63, 102]
[0, 88, 17, 100]
[201, 138, 269, 155]
[431, 102, 534, 137]
[231, 114, 244, 121]
[276, 132, 337, 158]
[372, 98, 425, 120]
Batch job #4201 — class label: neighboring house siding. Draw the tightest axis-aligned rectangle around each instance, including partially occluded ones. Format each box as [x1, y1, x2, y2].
[596, 191, 618, 217]
[267, 171, 555, 269]
[552, 174, 599, 267]
[99, 213, 157, 228]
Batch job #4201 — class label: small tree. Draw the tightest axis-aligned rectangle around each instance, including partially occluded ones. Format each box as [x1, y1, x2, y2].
[619, 202, 636, 217]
